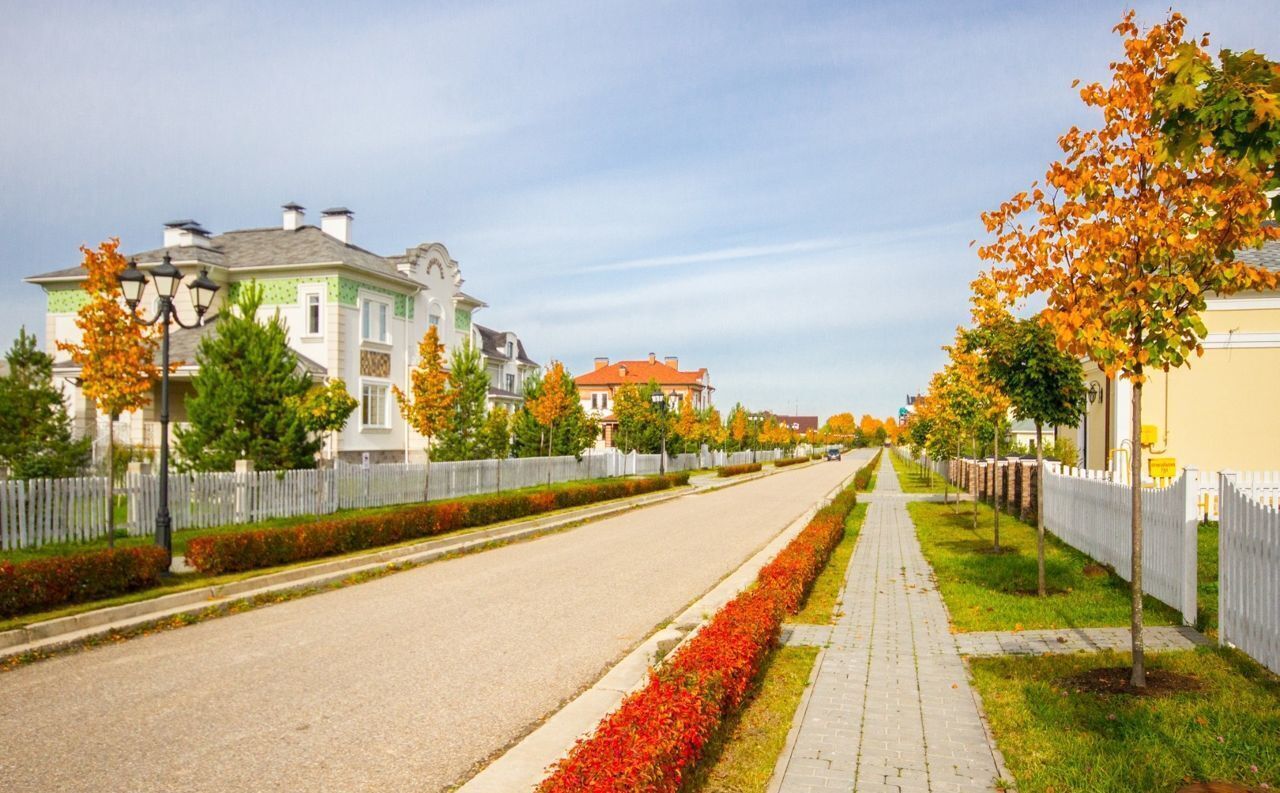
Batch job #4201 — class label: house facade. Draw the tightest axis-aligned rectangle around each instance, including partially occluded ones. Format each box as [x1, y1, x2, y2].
[1070, 239, 1280, 474]
[574, 354, 713, 448]
[26, 203, 540, 465]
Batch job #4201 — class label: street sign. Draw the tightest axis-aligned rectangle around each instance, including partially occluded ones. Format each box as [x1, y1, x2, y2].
[1148, 457, 1176, 478]
[899, 407, 909, 418]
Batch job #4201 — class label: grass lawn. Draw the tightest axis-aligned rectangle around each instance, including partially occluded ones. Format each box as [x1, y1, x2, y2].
[687, 646, 819, 793]
[908, 500, 1179, 632]
[971, 647, 1280, 792]
[1198, 520, 1219, 635]
[889, 450, 950, 495]
[793, 502, 868, 624]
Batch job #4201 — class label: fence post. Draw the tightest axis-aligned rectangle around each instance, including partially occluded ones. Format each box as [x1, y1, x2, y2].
[1181, 467, 1199, 627]
[1218, 471, 1237, 649]
[234, 459, 254, 524]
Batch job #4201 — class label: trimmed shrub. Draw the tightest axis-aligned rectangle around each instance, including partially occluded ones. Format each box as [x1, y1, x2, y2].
[185, 473, 690, 575]
[773, 456, 808, 468]
[0, 546, 170, 618]
[537, 484, 857, 792]
[854, 449, 883, 491]
[716, 463, 762, 478]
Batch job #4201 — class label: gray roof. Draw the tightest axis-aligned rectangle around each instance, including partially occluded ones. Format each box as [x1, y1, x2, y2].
[28, 225, 417, 287]
[1237, 237, 1280, 271]
[474, 323, 538, 366]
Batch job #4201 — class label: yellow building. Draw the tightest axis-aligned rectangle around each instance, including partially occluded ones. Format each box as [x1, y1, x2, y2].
[1074, 240, 1280, 474]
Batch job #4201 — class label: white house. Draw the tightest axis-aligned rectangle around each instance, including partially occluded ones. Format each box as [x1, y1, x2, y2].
[26, 203, 540, 464]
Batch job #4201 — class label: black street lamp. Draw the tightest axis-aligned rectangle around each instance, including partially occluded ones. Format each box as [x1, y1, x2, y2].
[119, 253, 219, 565]
[650, 391, 668, 474]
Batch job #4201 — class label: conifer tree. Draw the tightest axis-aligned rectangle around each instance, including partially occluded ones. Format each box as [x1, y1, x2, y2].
[0, 329, 91, 478]
[434, 341, 490, 461]
[175, 283, 319, 471]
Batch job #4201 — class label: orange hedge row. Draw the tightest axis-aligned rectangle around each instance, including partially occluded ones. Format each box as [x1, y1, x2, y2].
[185, 473, 690, 575]
[773, 456, 808, 468]
[716, 463, 762, 477]
[537, 486, 857, 792]
[0, 546, 170, 618]
[854, 449, 883, 490]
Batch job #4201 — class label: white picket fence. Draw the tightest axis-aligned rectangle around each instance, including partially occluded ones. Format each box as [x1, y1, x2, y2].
[1042, 464, 1199, 626]
[893, 446, 949, 481]
[0, 447, 784, 550]
[1219, 473, 1280, 675]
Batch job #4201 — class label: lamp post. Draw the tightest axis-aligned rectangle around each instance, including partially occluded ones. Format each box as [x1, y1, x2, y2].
[650, 391, 668, 474]
[118, 253, 219, 565]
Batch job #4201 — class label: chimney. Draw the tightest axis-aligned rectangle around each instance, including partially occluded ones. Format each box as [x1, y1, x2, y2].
[321, 207, 353, 243]
[594, 357, 609, 370]
[664, 356, 678, 369]
[163, 220, 213, 248]
[619, 364, 628, 377]
[648, 352, 656, 364]
[282, 202, 305, 231]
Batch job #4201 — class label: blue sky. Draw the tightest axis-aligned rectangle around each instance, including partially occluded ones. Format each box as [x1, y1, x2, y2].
[2, 1, 1276, 420]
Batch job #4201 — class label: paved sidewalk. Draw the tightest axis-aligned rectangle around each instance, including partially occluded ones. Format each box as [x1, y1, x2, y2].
[773, 452, 1006, 793]
[952, 625, 1207, 657]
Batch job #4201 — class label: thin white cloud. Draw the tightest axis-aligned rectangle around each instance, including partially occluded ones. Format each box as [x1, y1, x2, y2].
[578, 238, 848, 274]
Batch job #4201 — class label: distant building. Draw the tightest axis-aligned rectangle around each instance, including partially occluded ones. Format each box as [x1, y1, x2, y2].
[766, 414, 819, 434]
[574, 353, 713, 448]
[474, 324, 540, 410]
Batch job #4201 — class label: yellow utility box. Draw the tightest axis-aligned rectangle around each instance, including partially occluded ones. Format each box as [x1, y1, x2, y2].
[1148, 457, 1177, 478]
[1140, 424, 1159, 446]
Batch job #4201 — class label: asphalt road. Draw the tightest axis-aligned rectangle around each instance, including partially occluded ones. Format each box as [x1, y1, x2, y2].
[0, 452, 868, 793]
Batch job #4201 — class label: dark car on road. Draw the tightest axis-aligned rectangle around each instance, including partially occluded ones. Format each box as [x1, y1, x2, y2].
[825, 446, 842, 461]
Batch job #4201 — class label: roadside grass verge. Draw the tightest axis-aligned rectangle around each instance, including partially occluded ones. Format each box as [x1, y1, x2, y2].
[854, 449, 882, 492]
[688, 500, 869, 790]
[793, 503, 868, 624]
[0, 475, 643, 565]
[908, 500, 1178, 632]
[971, 647, 1280, 792]
[685, 646, 818, 793]
[0, 478, 685, 632]
[889, 450, 950, 495]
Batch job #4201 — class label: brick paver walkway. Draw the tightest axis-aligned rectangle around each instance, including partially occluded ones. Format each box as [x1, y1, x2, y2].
[774, 452, 1006, 793]
[951, 625, 1207, 657]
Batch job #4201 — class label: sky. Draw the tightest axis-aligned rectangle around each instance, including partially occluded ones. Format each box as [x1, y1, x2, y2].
[2, 0, 1276, 421]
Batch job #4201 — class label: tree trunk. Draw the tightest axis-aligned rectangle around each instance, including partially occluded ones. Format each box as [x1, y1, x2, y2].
[1130, 378, 1146, 688]
[992, 428, 1000, 553]
[1036, 421, 1045, 597]
[972, 434, 979, 532]
[106, 418, 116, 548]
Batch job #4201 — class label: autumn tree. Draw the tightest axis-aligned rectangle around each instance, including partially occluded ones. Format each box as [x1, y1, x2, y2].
[512, 364, 597, 461]
[701, 406, 727, 451]
[478, 404, 512, 460]
[394, 323, 452, 497]
[673, 396, 700, 453]
[727, 403, 749, 452]
[56, 239, 160, 543]
[980, 12, 1280, 687]
[289, 378, 358, 461]
[824, 412, 855, 442]
[611, 381, 667, 455]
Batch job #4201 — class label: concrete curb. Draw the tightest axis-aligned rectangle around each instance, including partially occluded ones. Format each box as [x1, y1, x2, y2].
[0, 460, 822, 663]
[458, 466, 859, 793]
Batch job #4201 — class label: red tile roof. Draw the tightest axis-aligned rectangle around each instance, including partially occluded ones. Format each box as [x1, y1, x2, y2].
[574, 360, 709, 387]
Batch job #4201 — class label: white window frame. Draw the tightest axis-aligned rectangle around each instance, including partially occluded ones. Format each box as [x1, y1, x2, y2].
[360, 294, 392, 344]
[506, 373, 516, 393]
[428, 300, 443, 330]
[359, 379, 391, 429]
[301, 287, 324, 339]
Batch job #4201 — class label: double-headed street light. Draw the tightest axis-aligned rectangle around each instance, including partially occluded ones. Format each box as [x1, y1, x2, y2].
[650, 391, 668, 474]
[118, 253, 219, 565]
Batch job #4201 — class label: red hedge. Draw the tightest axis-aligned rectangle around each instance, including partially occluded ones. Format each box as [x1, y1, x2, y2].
[773, 457, 808, 468]
[537, 486, 856, 792]
[716, 463, 762, 478]
[0, 546, 170, 618]
[854, 449, 883, 490]
[185, 473, 690, 575]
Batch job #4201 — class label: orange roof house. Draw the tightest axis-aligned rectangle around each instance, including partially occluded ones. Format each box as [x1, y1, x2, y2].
[574, 353, 713, 447]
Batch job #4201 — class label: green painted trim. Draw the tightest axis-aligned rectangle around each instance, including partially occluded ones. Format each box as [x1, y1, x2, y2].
[45, 286, 90, 314]
[225, 276, 414, 319]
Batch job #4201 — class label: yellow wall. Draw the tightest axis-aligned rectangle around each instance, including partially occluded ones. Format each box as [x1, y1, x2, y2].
[1142, 345, 1280, 472]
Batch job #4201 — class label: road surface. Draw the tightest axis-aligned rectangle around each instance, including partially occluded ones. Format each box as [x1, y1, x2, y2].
[0, 452, 869, 793]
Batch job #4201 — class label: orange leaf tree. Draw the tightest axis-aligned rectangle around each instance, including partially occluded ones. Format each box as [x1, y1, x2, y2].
[525, 360, 577, 482]
[56, 239, 160, 544]
[394, 324, 452, 476]
[979, 12, 1280, 687]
